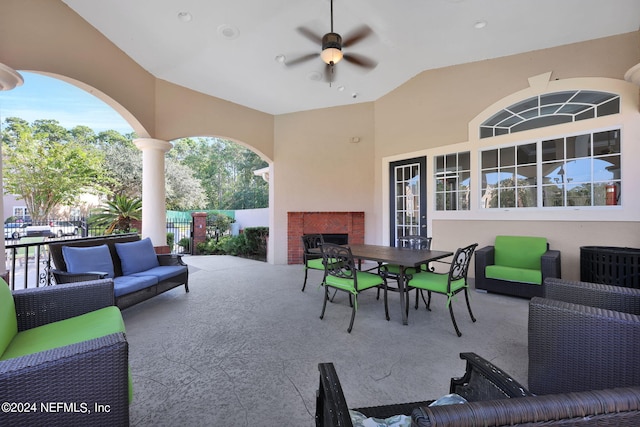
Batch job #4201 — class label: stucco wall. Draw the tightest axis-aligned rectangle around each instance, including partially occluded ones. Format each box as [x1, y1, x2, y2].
[373, 32, 640, 277]
[272, 103, 376, 264]
[1, 0, 639, 268]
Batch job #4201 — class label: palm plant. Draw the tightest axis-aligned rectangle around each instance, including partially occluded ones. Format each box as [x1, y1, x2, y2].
[90, 194, 142, 234]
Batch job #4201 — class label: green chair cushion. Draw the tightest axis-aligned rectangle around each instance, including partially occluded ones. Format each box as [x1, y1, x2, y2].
[1, 305, 133, 403]
[1, 306, 125, 361]
[493, 236, 547, 270]
[486, 265, 542, 285]
[306, 258, 325, 270]
[383, 264, 419, 275]
[325, 271, 383, 292]
[0, 280, 17, 358]
[409, 271, 465, 295]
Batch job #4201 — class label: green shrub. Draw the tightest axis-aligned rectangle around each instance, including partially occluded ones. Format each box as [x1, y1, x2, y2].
[178, 237, 191, 252]
[166, 232, 175, 248]
[243, 227, 268, 256]
[194, 227, 268, 260]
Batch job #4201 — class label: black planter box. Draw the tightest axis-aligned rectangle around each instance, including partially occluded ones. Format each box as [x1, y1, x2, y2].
[580, 246, 640, 289]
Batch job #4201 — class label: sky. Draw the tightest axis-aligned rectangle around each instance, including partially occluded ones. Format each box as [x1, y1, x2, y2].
[0, 71, 134, 134]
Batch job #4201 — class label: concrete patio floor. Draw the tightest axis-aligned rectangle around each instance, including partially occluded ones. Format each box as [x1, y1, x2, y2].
[122, 255, 530, 426]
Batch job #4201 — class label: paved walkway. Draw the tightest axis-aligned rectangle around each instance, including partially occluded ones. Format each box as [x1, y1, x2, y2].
[122, 255, 530, 426]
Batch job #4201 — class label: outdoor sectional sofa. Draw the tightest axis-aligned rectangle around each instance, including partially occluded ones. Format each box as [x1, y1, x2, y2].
[49, 233, 189, 309]
[474, 235, 561, 298]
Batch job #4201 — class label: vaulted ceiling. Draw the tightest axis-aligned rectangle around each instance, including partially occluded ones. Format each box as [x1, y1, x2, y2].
[62, 0, 640, 115]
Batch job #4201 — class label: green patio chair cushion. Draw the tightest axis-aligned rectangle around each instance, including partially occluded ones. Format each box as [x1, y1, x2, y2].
[383, 264, 419, 275]
[0, 280, 17, 358]
[493, 236, 547, 270]
[409, 271, 466, 294]
[0, 305, 133, 403]
[325, 271, 383, 292]
[307, 258, 325, 270]
[0, 306, 125, 361]
[307, 257, 340, 270]
[486, 265, 542, 285]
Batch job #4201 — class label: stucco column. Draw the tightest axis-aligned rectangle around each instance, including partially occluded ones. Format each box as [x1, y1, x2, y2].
[0, 64, 24, 283]
[133, 138, 172, 248]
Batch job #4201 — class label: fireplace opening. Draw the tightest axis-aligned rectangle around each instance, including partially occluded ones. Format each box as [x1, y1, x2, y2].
[317, 233, 349, 245]
[288, 211, 364, 264]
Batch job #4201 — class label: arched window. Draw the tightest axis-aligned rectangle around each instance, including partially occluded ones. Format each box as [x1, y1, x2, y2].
[479, 90, 619, 139]
[477, 89, 622, 209]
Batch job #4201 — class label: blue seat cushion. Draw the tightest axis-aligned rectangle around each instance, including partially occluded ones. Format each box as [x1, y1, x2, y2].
[62, 244, 115, 278]
[113, 275, 158, 298]
[132, 266, 187, 282]
[115, 238, 160, 275]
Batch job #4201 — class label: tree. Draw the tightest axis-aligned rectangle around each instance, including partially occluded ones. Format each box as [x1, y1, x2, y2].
[2, 118, 107, 222]
[100, 140, 143, 198]
[170, 137, 268, 209]
[89, 194, 142, 234]
[165, 161, 207, 210]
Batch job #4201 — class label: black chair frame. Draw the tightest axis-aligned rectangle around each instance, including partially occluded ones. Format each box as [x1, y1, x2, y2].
[320, 243, 389, 333]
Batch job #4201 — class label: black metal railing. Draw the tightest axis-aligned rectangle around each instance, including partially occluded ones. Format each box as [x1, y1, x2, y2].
[5, 238, 54, 290]
[4, 218, 195, 290]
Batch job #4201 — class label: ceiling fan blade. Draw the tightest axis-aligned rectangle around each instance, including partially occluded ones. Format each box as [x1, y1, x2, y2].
[285, 53, 319, 67]
[342, 25, 373, 48]
[296, 26, 323, 45]
[343, 53, 378, 70]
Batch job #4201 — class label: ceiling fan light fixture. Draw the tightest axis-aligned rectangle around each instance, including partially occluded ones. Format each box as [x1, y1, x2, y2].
[321, 32, 343, 65]
[321, 47, 343, 65]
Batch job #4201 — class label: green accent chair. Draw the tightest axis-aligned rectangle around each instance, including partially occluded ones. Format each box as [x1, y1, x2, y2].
[301, 234, 325, 292]
[475, 235, 561, 298]
[407, 243, 478, 337]
[320, 243, 389, 333]
[0, 278, 130, 426]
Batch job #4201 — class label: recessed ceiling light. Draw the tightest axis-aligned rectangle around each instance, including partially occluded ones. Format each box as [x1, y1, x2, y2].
[307, 71, 322, 81]
[217, 24, 240, 40]
[474, 20, 487, 29]
[275, 55, 286, 64]
[337, 85, 345, 92]
[177, 12, 192, 22]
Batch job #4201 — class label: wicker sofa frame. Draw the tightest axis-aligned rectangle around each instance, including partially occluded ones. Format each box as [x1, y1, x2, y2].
[317, 356, 640, 427]
[528, 277, 640, 395]
[0, 279, 129, 426]
[316, 278, 640, 426]
[49, 233, 189, 309]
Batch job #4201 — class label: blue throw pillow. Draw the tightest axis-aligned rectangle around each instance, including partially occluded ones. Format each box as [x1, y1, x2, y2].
[115, 237, 159, 276]
[62, 244, 115, 278]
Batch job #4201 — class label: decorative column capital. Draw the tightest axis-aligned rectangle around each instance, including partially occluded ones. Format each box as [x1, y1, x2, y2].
[133, 138, 172, 152]
[0, 63, 23, 91]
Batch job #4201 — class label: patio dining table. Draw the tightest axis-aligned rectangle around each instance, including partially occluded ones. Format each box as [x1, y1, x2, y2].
[347, 244, 453, 325]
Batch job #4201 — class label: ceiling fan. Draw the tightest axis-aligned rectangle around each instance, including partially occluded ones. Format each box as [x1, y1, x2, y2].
[285, 0, 378, 83]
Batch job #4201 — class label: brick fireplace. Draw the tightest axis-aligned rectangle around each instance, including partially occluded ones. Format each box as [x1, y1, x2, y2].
[288, 211, 364, 264]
